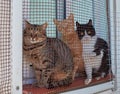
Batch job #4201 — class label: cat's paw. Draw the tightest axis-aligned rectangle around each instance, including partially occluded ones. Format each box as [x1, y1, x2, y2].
[95, 76, 101, 80]
[32, 82, 44, 88]
[32, 82, 38, 87]
[101, 72, 106, 78]
[85, 78, 92, 85]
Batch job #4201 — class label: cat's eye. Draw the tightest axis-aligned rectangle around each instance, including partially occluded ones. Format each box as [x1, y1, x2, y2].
[27, 28, 30, 30]
[36, 28, 38, 31]
[81, 32, 84, 35]
[27, 28, 33, 30]
[28, 28, 33, 30]
[87, 31, 91, 34]
[39, 28, 42, 31]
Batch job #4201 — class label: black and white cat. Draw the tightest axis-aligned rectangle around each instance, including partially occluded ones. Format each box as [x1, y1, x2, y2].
[76, 19, 111, 85]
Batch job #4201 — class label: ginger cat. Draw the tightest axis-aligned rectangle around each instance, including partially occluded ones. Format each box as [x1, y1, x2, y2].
[54, 13, 85, 80]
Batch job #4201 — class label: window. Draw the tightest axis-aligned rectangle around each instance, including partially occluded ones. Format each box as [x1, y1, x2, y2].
[22, 0, 113, 93]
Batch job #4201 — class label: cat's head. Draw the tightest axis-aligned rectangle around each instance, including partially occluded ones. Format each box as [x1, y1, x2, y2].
[54, 13, 74, 35]
[76, 19, 96, 41]
[23, 21, 47, 45]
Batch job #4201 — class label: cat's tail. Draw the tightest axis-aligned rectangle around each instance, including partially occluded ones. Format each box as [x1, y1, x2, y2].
[46, 75, 72, 89]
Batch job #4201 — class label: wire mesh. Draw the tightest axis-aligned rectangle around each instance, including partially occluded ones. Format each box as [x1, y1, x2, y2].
[22, 0, 113, 93]
[0, 0, 11, 94]
[22, 0, 57, 85]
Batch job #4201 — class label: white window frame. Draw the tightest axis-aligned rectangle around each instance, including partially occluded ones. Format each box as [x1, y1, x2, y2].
[61, 82, 114, 94]
[11, 0, 22, 94]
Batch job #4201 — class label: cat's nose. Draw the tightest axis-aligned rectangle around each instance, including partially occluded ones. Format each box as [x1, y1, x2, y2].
[33, 37, 37, 41]
[33, 38, 36, 41]
[32, 35, 37, 40]
[31, 37, 36, 41]
[84, 36, 90, 41]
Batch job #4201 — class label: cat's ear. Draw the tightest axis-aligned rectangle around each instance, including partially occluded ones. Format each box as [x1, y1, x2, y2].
[68, 13, 74, 21]
[88, 19, 92, 25]
[53, 19, 59, 25]
[41, 23, 48, 30]
[25, 20, 31, 27]
[53, 19, 62, 31]
[76, 21, 80, 28]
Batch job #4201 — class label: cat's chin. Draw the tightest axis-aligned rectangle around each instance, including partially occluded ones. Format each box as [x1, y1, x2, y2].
[31, 41, 38, 44]
[30, 41, 41, 44]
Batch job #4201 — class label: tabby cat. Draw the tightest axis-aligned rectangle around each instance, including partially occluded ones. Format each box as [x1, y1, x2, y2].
[54, 13, 85, 80]
[23, 21, 74, 88]
[76, 19, 111, 85]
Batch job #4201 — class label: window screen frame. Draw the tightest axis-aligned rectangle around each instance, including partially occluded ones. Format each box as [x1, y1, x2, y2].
[11, 0, 22, 94]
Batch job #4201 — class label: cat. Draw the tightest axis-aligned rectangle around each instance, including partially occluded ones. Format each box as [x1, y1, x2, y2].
[54, 13, 85, 80]
[23, 21, 74, 88]
[76, 19, 111, 85]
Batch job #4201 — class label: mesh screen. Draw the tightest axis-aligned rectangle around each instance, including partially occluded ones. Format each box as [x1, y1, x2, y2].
[0, 0, 11, 94]
[23, 0, 113, 93]
[23, 0, 57, 85]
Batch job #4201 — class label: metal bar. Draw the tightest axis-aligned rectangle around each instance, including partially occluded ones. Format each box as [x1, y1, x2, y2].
[92, 0, 95, 25]
[55, 0, 58, 38]
[106, 0, 113, 82]
[64, 0, 66, 19]
[113, 0, 117, 91]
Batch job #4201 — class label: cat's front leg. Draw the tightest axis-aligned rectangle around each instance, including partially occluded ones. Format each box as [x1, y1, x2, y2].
[35, 69, 50, 88]
[72, 58, 80, 80]
[41, 69, 55, 88]
[33, 69, 44, 87]
[84, 62, 92, 85]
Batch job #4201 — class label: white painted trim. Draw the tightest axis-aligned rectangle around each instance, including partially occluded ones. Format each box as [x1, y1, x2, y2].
[11, 0, 22, 94]
[61, 82, 114, 94]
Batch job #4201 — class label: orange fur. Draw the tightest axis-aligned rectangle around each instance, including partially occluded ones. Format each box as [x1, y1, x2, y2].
[52, 71, 70, 81]
[54, 13, 85, 80]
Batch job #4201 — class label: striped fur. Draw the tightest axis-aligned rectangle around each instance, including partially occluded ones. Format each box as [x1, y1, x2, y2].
[23, 21, 74, 88]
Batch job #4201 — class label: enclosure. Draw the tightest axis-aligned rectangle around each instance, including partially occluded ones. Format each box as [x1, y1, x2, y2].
[0, 0, 119, 94]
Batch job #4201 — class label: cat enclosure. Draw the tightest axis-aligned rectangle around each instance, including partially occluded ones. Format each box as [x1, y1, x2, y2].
[0, 0, 117, 94]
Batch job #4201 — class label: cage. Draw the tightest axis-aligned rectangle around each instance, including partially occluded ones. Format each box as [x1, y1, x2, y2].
[0, 0, 118, 94]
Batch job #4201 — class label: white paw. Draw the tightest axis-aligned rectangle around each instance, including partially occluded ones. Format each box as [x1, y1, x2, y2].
[85, 79, 92, 85]
[95, 77, 101, 80]
[101, 72, 106, 78]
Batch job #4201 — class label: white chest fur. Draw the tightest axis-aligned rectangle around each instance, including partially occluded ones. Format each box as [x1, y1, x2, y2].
[82, 35, 97, 55]
[81, 35, 103, 70]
